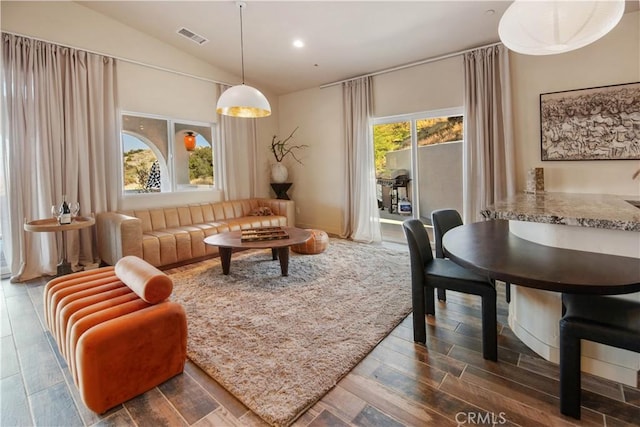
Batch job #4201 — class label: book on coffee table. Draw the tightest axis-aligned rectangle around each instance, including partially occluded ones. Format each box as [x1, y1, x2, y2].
[241, 227, 289, 242]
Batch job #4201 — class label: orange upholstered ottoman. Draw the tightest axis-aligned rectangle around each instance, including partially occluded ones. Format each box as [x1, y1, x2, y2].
[291, 229, 329, 254]
[44, 256, 187, 414]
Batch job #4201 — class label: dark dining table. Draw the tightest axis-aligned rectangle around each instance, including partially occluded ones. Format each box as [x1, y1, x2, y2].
[442, 219, 640, 295]
[442, 219, 640, 419]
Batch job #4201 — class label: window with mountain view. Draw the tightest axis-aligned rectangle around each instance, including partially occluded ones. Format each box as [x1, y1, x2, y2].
[122, 115, 169, 193]
[373, 109, 464, 240]
[121, 113, 216, 195]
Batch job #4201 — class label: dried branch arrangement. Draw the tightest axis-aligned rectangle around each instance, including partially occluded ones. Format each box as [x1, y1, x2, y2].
[270, 127, 308, 164]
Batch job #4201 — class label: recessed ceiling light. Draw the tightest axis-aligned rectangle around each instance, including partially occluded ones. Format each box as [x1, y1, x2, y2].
[293, 39, 305, 48]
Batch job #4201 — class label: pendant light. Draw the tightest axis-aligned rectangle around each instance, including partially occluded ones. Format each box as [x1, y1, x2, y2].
[499, 0, 625, 56]
[216, 1, 271, 118]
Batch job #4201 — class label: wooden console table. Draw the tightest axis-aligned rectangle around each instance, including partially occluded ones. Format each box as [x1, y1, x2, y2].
[24, 216, 95, 276]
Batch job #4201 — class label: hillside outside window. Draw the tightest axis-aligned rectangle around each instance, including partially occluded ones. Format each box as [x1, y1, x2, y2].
[121, 113, 216, 195]
[373, 108, 464, 241]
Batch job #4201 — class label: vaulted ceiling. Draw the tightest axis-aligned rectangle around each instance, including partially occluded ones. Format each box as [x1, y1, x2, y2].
[78, 1, 638, 95]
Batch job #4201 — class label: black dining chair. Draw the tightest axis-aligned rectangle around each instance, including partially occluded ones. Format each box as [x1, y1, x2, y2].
[402, 218, 498, 361]
[431, 208, 511, 304]
[559, 294, 640, 419]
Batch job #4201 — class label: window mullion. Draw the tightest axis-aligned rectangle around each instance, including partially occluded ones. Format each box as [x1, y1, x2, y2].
[410, 120, 419, 219]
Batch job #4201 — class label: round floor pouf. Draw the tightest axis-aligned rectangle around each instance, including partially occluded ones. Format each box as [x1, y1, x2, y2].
[291, 229, 329, 254]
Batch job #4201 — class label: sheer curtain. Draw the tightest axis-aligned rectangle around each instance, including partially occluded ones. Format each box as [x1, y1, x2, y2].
[1, 33, 118, 282]
[216, 83, 258, 200]
[462, 45, 516, 224]
[341, 77, 381, 243]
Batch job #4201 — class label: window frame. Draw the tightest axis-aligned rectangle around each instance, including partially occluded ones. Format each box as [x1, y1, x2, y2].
[119, 111, 219, 198]
[371, 107, 464, 220]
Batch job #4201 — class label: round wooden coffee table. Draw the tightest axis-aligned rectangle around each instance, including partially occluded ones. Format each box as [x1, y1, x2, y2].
[204, 227, 312, 276]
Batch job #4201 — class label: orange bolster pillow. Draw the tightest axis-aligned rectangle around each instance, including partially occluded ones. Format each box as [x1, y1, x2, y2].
[114, 256, 173, 304]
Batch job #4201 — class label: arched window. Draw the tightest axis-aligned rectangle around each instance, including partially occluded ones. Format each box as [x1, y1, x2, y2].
[173, 122, 215, 190]
[121, 113, 217, 195]
[122, 132, 170, 193]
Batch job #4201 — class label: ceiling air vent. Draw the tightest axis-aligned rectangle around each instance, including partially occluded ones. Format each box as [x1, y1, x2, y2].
[177, 27, 209, 45]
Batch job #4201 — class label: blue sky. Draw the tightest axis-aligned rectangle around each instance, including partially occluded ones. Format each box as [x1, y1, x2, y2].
[123, 134, 210, 152]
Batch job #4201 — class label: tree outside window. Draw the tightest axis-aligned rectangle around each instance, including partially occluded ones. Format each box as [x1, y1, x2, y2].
[121, 113, 216, 195]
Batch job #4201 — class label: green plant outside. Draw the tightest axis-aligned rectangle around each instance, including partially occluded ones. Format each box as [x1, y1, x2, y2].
[123, 147, 214, 189]
[373, 117, 463, 177]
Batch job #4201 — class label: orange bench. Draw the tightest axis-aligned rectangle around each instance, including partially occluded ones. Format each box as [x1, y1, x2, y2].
[44, 256, 187, 414]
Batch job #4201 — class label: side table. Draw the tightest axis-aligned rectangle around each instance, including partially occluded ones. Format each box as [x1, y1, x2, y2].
[270, 182, 292, 200]
[24, 215, 95, 276]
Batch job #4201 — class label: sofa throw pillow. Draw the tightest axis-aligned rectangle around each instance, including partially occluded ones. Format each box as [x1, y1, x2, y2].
[249, 207, 273, 216]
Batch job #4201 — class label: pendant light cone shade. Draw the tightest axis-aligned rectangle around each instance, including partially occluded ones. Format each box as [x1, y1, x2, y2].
[216, 84, 271, 118]
[184, 131, 196, 151]
[216, 2, 271, 118]
[499, 0, 625, 55]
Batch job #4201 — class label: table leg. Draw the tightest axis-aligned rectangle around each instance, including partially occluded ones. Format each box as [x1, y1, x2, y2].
[57, 262, 72, 276]
[271, 248, 278, 260]
[57, 230, 72, 276]
[219, 247, 232, 275]
[277, 247, 290, 276]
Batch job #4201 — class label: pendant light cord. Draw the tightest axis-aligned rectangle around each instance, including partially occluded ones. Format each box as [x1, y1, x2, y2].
[239, 3, 245, 84]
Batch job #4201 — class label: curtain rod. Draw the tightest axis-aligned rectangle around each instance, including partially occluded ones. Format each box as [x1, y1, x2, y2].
[320, 41, 502, 89]
[2, 30, 233, 86]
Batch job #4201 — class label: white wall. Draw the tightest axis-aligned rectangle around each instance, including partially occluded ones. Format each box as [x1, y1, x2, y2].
[1, 0, 280, 210]
[511, 11, 640, 196]
[373, 56, 464, 118]
[280, 11, 639, 234]
[1, 1, 231, 81]
[276, 86, 344, 232]
[4, 2, 638, 229]
[279, 57, 464, 234]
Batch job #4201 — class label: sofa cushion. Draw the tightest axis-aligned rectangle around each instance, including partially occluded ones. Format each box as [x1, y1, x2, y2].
[164, 208, 180, 228]
[222, 201, 236, 219]
[208, 203, 221, 220]
[150, 208, 168, 230]
[189, 205, 204, 224]
[134, 210, 153, 233]
[177, 206, 193, 226]
[115, 256, 173, 304]
[250, 207, 273, 216]
[141, 235, 162, 267]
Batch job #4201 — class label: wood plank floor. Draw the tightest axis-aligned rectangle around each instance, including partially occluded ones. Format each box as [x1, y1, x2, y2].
[2, 256, 639, 426]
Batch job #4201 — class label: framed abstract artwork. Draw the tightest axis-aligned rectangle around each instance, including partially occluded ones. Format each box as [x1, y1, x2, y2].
[540, 82, 640, 161]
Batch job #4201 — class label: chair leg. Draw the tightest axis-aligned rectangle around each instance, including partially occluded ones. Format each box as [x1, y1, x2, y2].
[505, 282, 511, 303]
[560, 322, 582, 419]
[437, 288, 446, 302]
[425, 286, 436, 316]
[412, 283, 427, 343]
[480, 292, 498, 361]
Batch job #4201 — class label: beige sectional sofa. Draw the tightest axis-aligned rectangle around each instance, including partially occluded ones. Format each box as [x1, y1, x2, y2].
[96, 198, 294, 268]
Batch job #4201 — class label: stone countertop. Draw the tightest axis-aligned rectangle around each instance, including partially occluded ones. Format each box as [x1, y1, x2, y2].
[483, 192, 640, 232]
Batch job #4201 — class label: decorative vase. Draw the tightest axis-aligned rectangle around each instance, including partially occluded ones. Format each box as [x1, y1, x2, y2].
[271, 163, 288, 183]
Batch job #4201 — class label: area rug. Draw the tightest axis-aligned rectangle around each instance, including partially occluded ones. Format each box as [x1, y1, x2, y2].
[168, 238, 411, 426]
